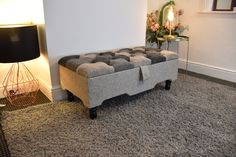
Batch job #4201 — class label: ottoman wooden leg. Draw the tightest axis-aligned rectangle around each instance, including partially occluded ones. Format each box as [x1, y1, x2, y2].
[165, 80, 172, 90]
[67, 90, 75, 102]
[89, 107, 97, 119]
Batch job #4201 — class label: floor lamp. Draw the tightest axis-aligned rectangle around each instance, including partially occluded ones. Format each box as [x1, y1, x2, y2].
[0, 25, 40, 105]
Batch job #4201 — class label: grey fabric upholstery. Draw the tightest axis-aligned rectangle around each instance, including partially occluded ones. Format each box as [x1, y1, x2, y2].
[93, 55, 112, 64]
[115, 51, 131, 57]
[131, 52, 147, 57]
[160, 50, 178, 61]
[117, 48, 132, 53]
[109, 58, 134, 72]
[132, 47, 145, 52]
[65, 58, 84, 71]
[100, 51, 115, 57]
[130, 56, 151, 67]
[145, 48, 161, 52]
[146, 53, 166, 64]
[58, 55, 80, 66]
[58, 47, 178, 79]
[131, 49, 146, 56]
[65, 54, 96, 71]
[140, 66, 150, 81]
[112, 55, 130, 61]
[76, 62, 114, 78]
[146, 50, 161, 56]
[132, 50, 145, 53]
[80, 54, 96, 62]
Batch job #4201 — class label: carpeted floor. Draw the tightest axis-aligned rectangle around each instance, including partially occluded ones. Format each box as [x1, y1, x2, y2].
[0, 122, 10, 157]
[0, 90, 51, 111]
[0, 90, 51, 157]
[1, 74, 236, 157]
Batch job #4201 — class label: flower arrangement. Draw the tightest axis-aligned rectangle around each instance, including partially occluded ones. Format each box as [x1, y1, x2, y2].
[146, 1, 188, 48]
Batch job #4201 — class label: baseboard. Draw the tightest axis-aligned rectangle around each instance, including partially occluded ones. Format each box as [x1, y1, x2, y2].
[38, 80, 53, 101]
[51, 85, 67, 101]
[178, 58, 236, 83]
[0, 79, 66, 101]
[31, 79, 67, 101]
[38, 81, 67, 102]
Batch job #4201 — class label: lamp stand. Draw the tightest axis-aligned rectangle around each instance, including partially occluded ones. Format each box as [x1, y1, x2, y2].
[164, 21, 175, 40]
[164, 34, 175, 40]
[2, 63, 39, 105]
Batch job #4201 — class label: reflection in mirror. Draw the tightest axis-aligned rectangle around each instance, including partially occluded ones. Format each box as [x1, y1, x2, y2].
[213, 0, 234, 11]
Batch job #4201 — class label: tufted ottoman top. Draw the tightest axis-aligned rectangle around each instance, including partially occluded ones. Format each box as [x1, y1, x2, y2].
[58, 47, 178, 78]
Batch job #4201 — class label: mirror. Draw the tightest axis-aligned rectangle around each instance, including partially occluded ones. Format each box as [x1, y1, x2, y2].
[213, 0, 234, 11]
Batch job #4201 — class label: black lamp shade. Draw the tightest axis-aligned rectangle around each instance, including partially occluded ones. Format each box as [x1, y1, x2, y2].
[0, 25, 40, 63]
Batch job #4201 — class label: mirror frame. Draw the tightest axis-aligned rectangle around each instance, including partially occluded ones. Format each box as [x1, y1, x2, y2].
[213, 0, 235, 11]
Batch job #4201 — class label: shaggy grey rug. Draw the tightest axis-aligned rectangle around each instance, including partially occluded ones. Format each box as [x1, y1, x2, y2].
[2, 74, 236, 157]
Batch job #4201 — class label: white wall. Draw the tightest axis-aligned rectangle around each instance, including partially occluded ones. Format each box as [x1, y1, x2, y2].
[43, 0, 147, 100]
[148, 0, 164, 13]
[148, 0, 236, 82]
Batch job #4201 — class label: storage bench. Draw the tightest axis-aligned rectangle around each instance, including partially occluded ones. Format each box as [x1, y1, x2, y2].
[58, 47, 178, 119]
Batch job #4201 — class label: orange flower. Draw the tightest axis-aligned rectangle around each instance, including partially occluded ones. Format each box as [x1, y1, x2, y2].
[150, 23, 159, 32]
